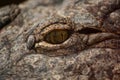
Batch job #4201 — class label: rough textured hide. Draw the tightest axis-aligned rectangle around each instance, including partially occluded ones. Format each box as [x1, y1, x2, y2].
[0, 0, 120, 80]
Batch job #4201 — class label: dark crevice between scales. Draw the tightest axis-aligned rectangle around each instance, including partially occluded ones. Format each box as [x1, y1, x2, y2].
[0, 0, 26, 30]
[0, 0, 26, 7]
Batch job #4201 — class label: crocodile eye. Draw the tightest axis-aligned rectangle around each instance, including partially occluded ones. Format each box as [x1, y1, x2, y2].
[44, 29, 70, 44]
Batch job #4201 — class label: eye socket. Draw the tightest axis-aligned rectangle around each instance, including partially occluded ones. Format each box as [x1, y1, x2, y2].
[44, 29, 71, 44]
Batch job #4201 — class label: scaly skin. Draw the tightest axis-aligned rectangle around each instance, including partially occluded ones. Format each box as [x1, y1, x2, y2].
[0, 0, 120, 80]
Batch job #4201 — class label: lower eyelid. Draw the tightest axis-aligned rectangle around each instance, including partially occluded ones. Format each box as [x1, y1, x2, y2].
[35, 33, 78, 50]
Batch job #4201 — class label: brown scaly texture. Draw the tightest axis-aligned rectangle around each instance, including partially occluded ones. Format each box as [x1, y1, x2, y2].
[0, 0, 120, 80]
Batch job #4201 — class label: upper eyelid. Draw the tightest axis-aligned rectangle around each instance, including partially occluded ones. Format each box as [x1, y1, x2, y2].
[33, 17, 70, 34]
[40, 24, 72, 35]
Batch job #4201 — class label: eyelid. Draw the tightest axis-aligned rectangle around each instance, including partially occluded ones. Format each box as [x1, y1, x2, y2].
[40, 23, 72, 36]
[33, 17, 72, 34]
[34, 23, 74, 42]
[35, 33, 78, 50]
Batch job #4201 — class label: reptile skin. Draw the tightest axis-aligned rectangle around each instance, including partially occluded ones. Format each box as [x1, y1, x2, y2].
[0, 0, 120, 80]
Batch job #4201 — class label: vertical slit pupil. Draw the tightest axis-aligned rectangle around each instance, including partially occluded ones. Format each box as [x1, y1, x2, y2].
[44, 29, 71, 44]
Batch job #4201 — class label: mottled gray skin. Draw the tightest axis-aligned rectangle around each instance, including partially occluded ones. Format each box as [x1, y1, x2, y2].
[0, 0, 120, 80]
[0, 5, 20, 29]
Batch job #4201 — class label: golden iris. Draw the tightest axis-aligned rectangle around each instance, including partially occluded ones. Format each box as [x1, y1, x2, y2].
[44, 30, 70, 44]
